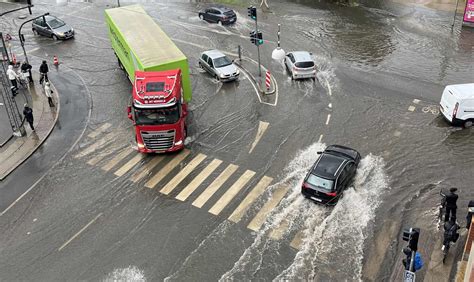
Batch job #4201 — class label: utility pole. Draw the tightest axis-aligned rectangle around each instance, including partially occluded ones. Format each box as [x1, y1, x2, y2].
[451, 0, 461, 30]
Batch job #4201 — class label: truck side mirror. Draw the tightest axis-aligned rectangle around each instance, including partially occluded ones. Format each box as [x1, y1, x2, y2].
[127, 105, 133, 120]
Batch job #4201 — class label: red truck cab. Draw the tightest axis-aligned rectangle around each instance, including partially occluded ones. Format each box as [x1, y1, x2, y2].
[128, 69, 187, 153]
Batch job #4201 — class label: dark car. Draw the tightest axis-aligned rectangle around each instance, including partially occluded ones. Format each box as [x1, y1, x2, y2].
[198, 6, 237, 25]
[301, 145, 361, 205]
[32, 15, 74, 40]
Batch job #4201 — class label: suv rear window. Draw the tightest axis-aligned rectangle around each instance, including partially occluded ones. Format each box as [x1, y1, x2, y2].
[224, 11, 235, 16]
[295, 61, 314, 68]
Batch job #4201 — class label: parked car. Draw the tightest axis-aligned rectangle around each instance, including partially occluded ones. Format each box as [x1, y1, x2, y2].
[301, 145, 361, 205]
[198, 6, 237, 25]
[32, 15, 74, 40]
[199, 50, 239, 82]
[439, 83, 474, 128]
[284, 51, 316, 80]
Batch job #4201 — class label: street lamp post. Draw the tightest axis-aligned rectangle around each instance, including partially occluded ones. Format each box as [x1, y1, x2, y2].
[18, 13, 49, 80]
[452, 0, 461, 30]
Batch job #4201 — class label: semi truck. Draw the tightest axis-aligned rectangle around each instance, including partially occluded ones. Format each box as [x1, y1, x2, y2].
[105, 5, 191, 153]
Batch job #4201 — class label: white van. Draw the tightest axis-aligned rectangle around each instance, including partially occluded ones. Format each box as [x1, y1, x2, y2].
[439, 83, 474, 127]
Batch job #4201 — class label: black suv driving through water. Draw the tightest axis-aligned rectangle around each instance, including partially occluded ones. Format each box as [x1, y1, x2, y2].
[301, 145, 361, 205]
[198, 6, 237, 25]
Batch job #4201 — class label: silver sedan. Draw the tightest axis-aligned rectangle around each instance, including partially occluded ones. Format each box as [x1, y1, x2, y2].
[199, 50, 239, 82]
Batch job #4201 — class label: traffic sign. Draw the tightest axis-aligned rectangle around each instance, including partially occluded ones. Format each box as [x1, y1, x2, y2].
[404, 270, 415, 282]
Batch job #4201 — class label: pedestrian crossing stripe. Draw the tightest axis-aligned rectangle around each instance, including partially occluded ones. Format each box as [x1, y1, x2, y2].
[79, 129, 305, 250]
[74, 132, 117, 159]
[101, 146, 134, 172]
[176, 159, 223, 202]
[130, 155, 165, 183]
[247, 185, 288, 232]
[228, 176, 273, 223]
[114, 153, 145, 177]
[160, 153, 207, 195]
[192, 164, 239, 208]
[145, 150, 190, 189]
[209, 169, 256, 216]
[87, 123, 112, 138]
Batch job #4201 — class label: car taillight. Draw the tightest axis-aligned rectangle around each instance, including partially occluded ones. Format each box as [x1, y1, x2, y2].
[223, 16, 227, 20]
[325, 191, 337, 197]
[453, 102, 459, 119]
[302, 182, 310, 189]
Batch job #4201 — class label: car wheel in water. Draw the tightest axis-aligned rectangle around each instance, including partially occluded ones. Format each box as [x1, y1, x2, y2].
[199, 14, 203, 20]
[215, 74, 219, 81]
[198, 62, 202, 68]
[465, 120, 473, 128]
[217, 20, 222, 26]
[32, 29, 38, 35]
[52, 35, 58, 41]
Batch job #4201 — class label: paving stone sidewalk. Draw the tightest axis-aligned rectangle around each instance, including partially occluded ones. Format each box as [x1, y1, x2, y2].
[0, 72, 59, 180]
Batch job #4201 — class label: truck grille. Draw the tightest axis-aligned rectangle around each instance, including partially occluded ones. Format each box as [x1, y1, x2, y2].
[141, 130, 175, 151]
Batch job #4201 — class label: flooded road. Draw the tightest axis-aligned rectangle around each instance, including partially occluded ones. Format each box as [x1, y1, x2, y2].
[0, 0, 472, 280]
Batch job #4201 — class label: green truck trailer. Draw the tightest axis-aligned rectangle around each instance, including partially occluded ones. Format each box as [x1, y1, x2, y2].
[104, 5, 192, 102]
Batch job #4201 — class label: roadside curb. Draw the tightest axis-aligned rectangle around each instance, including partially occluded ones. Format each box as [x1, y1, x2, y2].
[0, 72, 60, 181]
[234, 59, 276, 95]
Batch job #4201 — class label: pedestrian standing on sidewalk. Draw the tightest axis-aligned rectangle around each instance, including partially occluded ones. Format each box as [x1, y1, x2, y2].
[445, 187, 458, 222]
[23, 104, 34, 131]
[20, 61, 33, 83]
[7, 65, 18, 89]
[44, 82, 54, 107]
[39, 60, 49, 84]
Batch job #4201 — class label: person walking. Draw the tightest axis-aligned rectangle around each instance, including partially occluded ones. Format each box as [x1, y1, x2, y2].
[23, 104, 34, 131]
[44, 82, 54, 107]
[7, 64, 18, 89]
[39, 60, 49, 85]
[445, 187, 458, 222]
[442, 218, 460, 251]
[20, 61, 33, 83]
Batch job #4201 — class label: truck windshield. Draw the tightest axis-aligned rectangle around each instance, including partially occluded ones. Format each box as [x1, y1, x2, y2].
[134, 104, 180, 125]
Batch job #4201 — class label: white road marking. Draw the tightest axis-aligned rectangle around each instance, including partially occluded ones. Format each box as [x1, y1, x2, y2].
[247, 185, 288, 231]
[248, 121, 269, 154]
[144, 150, 190, 189]
[394, 131, 401, 137]
[413, 99, 420, 104]
[130, 156, 165, 183]
[0, 103, 3, 106]
[325, 114, 331, 125]
[160, 154, 207, 195]
[176, 159, 222, 201]
[88, 123, 111, 138]
[58, 213, 102, 251]
[209, 170, 256, 216]
[318, 134, 324, 143]
[74, 132, 116, 158]
[325, 77, 332, 96]
[101, 147, 134, 172]
[114, 153, 145, 177]
[408, 106, 416, 112]
[228, 176, 273, 223]
[192, 164, 238, 208]
[290, 230, 304, 250]
[269, 219, 289, 240]
[328, 103, 332, 108]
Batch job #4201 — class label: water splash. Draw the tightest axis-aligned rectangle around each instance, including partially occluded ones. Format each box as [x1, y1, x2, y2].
[104, 265, 146, 282]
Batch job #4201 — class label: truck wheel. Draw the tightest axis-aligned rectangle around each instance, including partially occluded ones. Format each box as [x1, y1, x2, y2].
[464, 120, 473, 128]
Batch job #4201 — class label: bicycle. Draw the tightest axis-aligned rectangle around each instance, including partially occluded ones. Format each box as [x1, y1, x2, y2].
[16, 71, 29, 90]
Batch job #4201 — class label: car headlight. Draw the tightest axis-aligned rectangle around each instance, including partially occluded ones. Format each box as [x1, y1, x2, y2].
[137, 142, 145, 149]
[70, 28, 74, 33]
[175, 140, 183, 146]
[219, 73, 226, 78]
[235, 69, 240, 75]
[57, 32, 64, 36]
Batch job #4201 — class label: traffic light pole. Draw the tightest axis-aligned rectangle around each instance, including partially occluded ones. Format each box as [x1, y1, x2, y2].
[255, 13, 262, 81]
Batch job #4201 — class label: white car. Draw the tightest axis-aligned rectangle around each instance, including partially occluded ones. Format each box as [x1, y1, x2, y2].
[199, 50, 239, 82]
[439, 83, 474, 128]
[284, 51, 316, 80]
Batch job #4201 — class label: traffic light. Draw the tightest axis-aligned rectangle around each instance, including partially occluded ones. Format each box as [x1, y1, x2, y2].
[250, 30, 256, 45]
[247, 6, 256, 20]
[402, 228, 420, 252]
[256, 31, 263, 45]
[27, 0, 32, 15]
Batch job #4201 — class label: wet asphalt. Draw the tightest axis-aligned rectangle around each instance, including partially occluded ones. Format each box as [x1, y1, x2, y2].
[0, 0, 473, 280]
